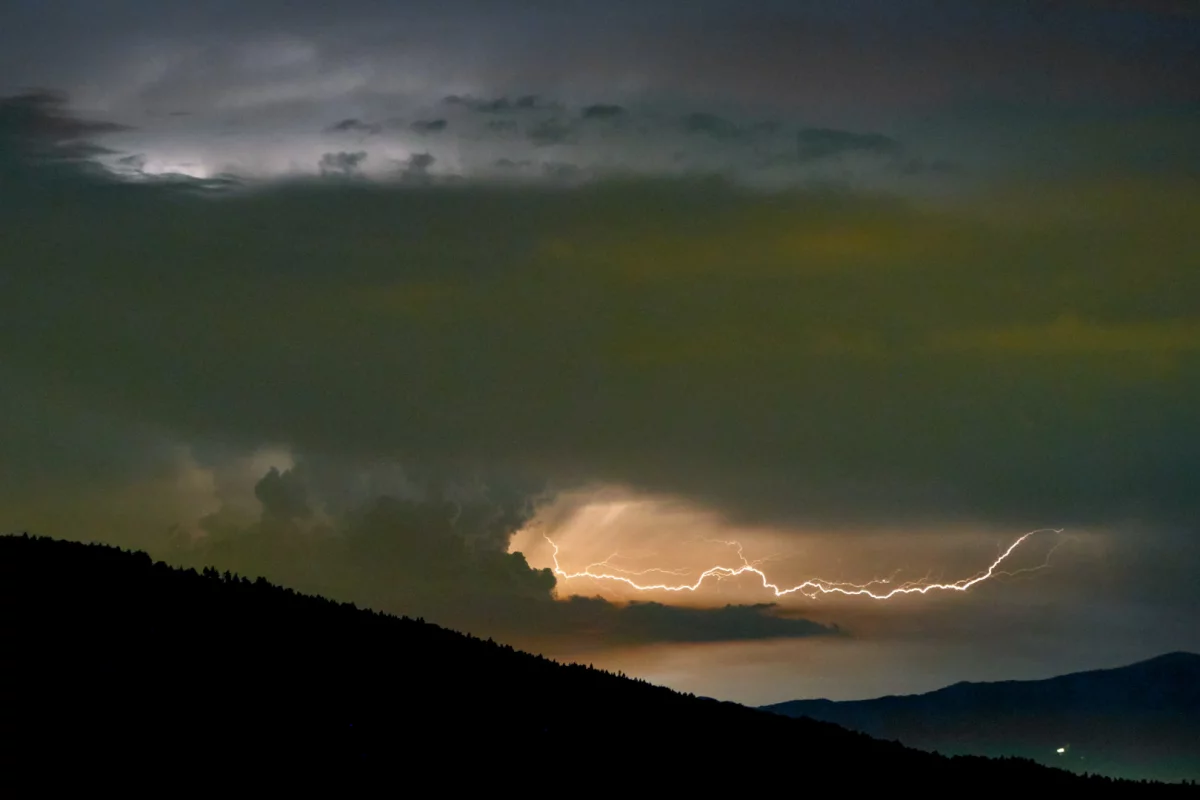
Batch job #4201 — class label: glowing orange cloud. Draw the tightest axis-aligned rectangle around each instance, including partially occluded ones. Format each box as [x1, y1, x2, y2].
[545, 528, 1063, 601]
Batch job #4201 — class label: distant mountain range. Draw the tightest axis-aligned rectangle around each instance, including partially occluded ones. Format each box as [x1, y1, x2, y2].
[1, 533, 1193, 790]
[764, 652, 1200, 782]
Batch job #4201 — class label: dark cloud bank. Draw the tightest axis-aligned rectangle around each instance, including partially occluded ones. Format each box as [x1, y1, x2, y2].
[3, 0, 1196, 121]
[2, 92, 1199, 644]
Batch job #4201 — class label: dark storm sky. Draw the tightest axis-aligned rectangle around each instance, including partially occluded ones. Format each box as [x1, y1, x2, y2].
[1, 0, 1197, 700]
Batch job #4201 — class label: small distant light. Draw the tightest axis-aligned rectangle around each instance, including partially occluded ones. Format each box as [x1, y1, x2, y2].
[1056, 747, 1066, 754]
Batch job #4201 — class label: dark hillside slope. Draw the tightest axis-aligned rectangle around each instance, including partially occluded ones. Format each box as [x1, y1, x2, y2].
[0, 535, 1191, 789]
[764, 653, 1200, 782]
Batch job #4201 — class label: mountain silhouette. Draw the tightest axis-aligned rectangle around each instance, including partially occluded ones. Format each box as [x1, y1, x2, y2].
[2, 533, 1194, 789]
[764, 653, 1200, 782]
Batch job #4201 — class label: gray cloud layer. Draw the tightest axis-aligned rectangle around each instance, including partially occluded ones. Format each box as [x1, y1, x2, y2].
[3, 93, 1199, 534]
[3, 1, 1196, 120]
[1, 81, 1198, 648]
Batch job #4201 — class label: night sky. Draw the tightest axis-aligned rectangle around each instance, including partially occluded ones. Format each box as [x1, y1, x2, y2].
[2, 0, 1197, 704]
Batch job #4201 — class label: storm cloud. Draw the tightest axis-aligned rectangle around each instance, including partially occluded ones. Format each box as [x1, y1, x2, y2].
[172, 462, 837, 645]
[3, 94, 1199, 537]
[1, 0, 1198, 667]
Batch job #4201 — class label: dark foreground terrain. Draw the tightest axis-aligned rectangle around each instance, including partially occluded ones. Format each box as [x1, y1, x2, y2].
[2, 534, 1194, 790]
[765, 652, 1200, 782]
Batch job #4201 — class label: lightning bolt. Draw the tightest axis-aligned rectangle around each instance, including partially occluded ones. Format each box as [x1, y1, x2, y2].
[582, 553, 693, 578]
[544, 528, 1063, 600]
